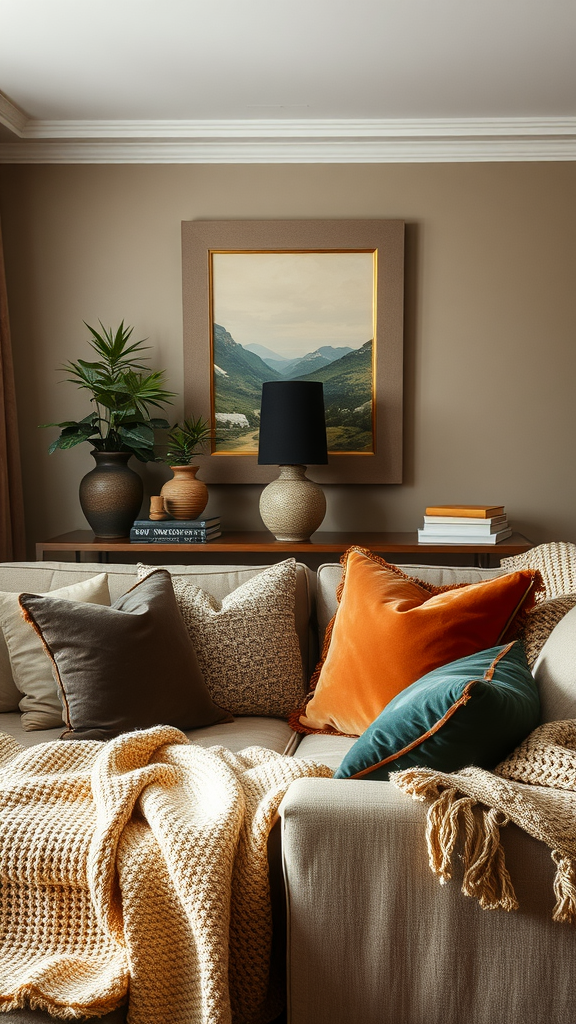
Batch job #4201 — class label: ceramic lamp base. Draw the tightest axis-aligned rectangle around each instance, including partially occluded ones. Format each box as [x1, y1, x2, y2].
[259, 465, 326, 542]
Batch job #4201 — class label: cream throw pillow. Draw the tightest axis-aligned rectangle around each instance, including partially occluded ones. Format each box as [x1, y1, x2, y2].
[0, 633, 20, 712]
[533, 603, 576, 722]
[138, 560, 306, 717]
[0, 573, 110, 730]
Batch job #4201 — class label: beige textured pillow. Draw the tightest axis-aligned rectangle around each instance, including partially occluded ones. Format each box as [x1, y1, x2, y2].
[138, 559, 306, 717]
[518, 594, 576, 668]
[0, 573, 110, 730]
[501, 542, 576, 600]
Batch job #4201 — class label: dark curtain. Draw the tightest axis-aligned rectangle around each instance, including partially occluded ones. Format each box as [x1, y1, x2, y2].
[0, 214, 26, 561]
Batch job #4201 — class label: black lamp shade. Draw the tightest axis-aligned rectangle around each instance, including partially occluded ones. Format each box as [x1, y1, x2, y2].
[258, 380, 328, 466]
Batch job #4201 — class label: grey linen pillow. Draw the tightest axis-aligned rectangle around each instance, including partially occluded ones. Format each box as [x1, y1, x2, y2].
[138, 559, 306, 717]
[18, 569, 232, 741]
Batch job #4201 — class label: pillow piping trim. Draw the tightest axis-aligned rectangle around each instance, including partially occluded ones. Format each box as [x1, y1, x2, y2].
[496, 575, 543, 642]
[346, 641, 515, 779]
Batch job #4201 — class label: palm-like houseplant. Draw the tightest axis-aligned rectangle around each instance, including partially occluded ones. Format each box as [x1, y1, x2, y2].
[43, 321, 175, 537]
[161, 416, 214, 465]
[45, 321, 174, 461]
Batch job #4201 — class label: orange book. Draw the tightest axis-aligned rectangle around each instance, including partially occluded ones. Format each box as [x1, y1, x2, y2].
[425, 504, 505, 519]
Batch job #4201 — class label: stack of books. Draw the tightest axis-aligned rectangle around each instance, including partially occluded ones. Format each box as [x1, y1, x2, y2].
[417, 505, 512, 545]
[130, 516, 222, 544]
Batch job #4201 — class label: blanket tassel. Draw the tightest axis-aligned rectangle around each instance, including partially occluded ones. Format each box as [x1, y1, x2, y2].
[552, 851, 576, 923]
[460, 806, 518, 912]
[425, 787, 467, 883]
[423, 787, 518, 912]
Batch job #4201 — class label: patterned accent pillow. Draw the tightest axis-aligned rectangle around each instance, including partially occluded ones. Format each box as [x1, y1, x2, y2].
[501, 542, 576, 600]
[518, 594, 576, 668]
[137, 559, 306, 718]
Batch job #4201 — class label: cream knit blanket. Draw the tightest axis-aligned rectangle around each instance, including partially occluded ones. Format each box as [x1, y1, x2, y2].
[0, 726, 332, 1022]
[391, 719, 576, 923]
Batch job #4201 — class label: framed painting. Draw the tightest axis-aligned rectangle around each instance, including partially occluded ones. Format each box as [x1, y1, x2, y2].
[182, 219, 404, 483]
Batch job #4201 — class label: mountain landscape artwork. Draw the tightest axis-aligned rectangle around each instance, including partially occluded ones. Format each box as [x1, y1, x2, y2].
[210, 251, 375, 454]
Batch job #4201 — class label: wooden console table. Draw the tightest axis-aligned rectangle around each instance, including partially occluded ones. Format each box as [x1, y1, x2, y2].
[36, 530, 532, 567]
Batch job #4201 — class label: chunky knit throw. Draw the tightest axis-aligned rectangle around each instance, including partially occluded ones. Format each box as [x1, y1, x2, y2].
[0, 726, 332, 1021]
[391, 719, 576, 922]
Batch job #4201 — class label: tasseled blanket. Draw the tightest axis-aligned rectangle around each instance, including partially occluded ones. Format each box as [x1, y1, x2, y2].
[0, 726, 332, 1021]
[391, 719, 576, 923]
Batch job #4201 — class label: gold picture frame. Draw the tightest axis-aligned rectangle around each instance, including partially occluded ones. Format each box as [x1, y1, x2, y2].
[182, 219, 404, 484]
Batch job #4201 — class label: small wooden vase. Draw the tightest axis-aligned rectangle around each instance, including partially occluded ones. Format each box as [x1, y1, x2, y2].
[160, 465, 208, 520]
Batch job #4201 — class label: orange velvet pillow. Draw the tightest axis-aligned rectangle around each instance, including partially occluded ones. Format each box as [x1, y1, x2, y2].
[291, 548, 542, 738]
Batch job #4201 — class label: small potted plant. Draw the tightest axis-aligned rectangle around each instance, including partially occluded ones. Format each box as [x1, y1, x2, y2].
[43, 321, 174, 537]
[157, 416, 214, 520]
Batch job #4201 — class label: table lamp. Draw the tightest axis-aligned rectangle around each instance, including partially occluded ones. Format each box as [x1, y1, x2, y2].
[258, 380, 328, 542]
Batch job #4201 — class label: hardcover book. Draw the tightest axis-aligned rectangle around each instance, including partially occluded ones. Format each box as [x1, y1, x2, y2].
[417, 527, 513, 545]
[420, 520, 509, 536]
[424, 505, 505, 519]
[423, 514, 508, 527]
[132, 517, 220, 529]
[130, 529, 222, 543]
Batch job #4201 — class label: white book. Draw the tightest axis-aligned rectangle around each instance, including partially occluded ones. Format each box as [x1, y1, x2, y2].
[420, 519, 509, 536]
[423, 514, 508, 527]
[417, 527, 513, 545]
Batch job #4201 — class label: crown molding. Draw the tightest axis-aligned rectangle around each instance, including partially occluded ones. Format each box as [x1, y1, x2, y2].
[1, 117, 576, 162]
[0, 93, 27, 137]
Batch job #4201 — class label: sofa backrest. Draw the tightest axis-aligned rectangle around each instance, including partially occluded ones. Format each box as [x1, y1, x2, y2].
[0, 559, 316, 679]
[315, 562, 505, 645]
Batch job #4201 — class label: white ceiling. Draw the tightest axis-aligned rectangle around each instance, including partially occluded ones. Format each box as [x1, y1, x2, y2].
[1, 0, 575, 162]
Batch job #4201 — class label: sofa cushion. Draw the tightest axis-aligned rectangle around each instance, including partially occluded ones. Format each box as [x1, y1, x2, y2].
[19, 569, 232, 741]
[0, 710, 299, 756]
[334, 641, 540, 781]
[292, 548, 541, 738]
[138, 559, 307, 718]
[294, 732, 355, 771]
[0, 573, 111, 730]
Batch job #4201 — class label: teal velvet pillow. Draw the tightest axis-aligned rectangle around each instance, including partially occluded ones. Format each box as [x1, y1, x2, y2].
[334, 641, 540, 781]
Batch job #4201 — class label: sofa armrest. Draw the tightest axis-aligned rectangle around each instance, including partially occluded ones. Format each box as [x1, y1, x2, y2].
[280, 777, 574, 1024]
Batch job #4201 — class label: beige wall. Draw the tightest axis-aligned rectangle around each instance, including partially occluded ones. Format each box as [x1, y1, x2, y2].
[0, 162, 575, 555]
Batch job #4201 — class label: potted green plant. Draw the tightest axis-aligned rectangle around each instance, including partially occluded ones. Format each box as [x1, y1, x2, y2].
[157, 416, 214, 520]
[43, 321, 174, 538]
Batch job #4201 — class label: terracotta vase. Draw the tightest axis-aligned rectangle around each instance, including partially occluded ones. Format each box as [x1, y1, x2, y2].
[160, 465, 209, 520]
[79, 450, 143, 538]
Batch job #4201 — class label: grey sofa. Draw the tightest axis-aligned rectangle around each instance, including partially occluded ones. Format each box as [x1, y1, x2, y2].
[0, 558, 574, 1024]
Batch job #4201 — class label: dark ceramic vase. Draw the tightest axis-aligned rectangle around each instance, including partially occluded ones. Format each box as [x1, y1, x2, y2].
[79, 450, 143, 538]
